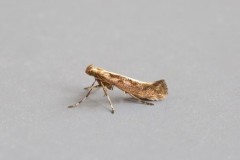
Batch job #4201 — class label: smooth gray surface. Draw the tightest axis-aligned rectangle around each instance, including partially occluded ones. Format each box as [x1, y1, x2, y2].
[0, 1, 240, 160]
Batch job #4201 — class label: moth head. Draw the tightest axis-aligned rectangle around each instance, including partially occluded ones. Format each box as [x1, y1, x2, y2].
[85, 64, 97, 76]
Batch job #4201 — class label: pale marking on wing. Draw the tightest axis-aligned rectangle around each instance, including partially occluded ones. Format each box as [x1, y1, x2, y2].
[106, 71, 152, 85]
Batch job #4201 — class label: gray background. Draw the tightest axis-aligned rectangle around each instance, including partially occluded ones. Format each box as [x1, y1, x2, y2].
[0, 0, 240, 160]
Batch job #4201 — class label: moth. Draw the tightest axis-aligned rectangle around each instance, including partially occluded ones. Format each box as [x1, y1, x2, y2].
[68, 65, 168, 114]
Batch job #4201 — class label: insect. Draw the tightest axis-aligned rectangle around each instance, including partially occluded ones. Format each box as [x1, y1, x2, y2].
[68, 65, 168, 114]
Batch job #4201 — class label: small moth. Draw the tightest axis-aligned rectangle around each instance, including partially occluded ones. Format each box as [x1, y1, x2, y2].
[68, 65, 168, 114]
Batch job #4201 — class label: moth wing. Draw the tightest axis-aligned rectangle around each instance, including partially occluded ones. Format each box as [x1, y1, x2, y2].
[97, 80, 113, 90]
[152, 80, 168, 93]
[131, 80, 168, 101]
[152, 79, 168, 99]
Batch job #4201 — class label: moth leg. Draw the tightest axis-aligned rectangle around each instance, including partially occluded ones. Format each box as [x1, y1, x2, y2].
[68, 80, 96, 108]
[84, 85, 100, 90]
[99, 81, 115, 114]
[129, 94, 154, 106]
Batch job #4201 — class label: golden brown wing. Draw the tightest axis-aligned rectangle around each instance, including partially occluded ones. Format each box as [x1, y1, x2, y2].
[132, 79, 168, 101]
